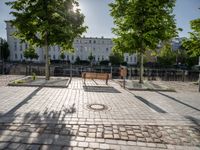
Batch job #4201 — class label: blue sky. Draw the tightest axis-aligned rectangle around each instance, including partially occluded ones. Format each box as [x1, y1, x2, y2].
[0, 0, 199, 40]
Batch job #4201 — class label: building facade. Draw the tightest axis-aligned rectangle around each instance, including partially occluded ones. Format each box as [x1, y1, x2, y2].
[6, 21, 137, 65]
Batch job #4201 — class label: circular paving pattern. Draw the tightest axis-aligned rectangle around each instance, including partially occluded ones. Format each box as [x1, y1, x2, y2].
[87, 104, 109, 111]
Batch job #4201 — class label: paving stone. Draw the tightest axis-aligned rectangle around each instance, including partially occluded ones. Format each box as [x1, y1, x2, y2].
[0, 142, 9, 149]
[89, 142, 100, 149]
[79, 128, 87, 132]
[88, 133, 96, 138]
[99, 143, 110, 149]
[135, 133, 144, 138]
[69, 141, 78, 147]
[40, 145, 62, 150]
[8, 143, 21, 149]
[96, 132, 103, 138]
[104, 134, 113, 139]
[25, 144, 40, 150]
[78, 132, 87, 137]
[85, 138, 95, 142]
[109, 144, 121, 150]
[114, 134, 120, 139]
[96, 138, 105, 143]
[78, 141, 89, 148]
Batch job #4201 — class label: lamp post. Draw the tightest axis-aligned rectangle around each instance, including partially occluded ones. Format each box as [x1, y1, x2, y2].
[0, 38, 3, 74]
[199, 56, 200, 92]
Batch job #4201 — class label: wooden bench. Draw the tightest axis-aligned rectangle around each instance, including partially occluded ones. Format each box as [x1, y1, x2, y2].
[82, 72, 109, 85]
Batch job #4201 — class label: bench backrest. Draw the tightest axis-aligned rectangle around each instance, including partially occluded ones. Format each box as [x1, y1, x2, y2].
[82, 72, 109, 80]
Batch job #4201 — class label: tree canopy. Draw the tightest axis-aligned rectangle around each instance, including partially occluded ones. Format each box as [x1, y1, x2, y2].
[109, 0, 178, 54]
[6, 0, 87, 51]
[110, 0, 178, 83]
[0, 38, 10, 60]
[23, 46, 39, 61]
[7, 0, 87, 79]
[182, 18, 200, 57]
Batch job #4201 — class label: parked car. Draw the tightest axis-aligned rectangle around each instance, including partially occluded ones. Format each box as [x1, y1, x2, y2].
[192, 65, 200, 71]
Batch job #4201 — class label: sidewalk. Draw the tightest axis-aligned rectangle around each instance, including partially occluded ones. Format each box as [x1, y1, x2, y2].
[0, 76, 199, 149]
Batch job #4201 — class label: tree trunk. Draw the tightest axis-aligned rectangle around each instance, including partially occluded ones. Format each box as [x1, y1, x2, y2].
[199, 73, 200, 92]
[45, 31, 50, 80]
[139, 52, 144, 84]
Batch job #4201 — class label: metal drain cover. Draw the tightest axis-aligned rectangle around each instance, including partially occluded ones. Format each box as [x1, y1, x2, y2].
[87, 104, 108, 111]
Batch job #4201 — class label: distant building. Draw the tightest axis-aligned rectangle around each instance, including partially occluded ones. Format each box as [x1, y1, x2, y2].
[6, 21, 137, 65]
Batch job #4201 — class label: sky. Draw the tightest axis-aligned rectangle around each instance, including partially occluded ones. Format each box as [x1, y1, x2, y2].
[0, 0, 199, 40]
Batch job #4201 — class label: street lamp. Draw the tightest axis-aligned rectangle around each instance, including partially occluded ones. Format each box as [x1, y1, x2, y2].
[0, 38, 3, 74]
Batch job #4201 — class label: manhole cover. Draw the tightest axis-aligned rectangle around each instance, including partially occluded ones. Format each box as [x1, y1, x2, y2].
[87, 104, 109, 111]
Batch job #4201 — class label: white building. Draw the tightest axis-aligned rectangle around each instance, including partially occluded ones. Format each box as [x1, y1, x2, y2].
[6, 21, 137, 65]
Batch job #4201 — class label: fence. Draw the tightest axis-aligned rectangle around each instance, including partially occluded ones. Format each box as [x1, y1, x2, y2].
[4, 63, 200, 82]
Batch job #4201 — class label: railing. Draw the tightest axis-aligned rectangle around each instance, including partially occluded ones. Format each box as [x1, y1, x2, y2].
[3, 63, 200, 82]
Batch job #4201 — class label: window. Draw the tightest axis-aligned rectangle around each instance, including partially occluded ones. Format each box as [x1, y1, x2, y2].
[130, 56, 132, 62]
[20, 44, 22, 51]
[89, 40, 91, 44]
[71, 55, 74, 61]
[102, 56, 104, 61]
[126, 56, 128, 62]
[106, 48, 109, 52]
[25, 43, 28, 49]
[14, 42, 17, 51]
[93, 47, 95, 51]
[15, 54, 18, 59]
[93, 40, 96, 44]
[20, 54, 23, 59]
[102, 41, 104, 44]
[134, 56, 136, 62]
[53, 55, 55, 60]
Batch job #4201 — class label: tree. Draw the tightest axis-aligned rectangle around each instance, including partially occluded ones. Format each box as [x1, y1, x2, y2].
[75, 56, 81, 64]
[6, 0, 87, 80]
[60, 52, 66, 63]
[109, 52, 123, 65]
[182, 19, 200, 57]
[88, 52, 95, 66]
[0, 38, 10, 74]
[23, 46, 38, 75]
[182, 17, 200, 92]
[157, 42, 176, 67]
[23, 46, 39, 61]
[0, 38, 10, 61]
[110, 0, 178, 83]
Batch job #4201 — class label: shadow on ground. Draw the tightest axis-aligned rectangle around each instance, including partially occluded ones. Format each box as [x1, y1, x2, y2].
[157, 92, 200, 112]
[0, 87, 76, 149]
[83, 86, 121, 93]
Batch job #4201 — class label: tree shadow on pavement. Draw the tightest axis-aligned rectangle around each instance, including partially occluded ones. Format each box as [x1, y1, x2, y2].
[185, 116, 200, 126]
[83, 85, 121, 93]
[156, 91, 200, 112]
[0, 87, 76, 149]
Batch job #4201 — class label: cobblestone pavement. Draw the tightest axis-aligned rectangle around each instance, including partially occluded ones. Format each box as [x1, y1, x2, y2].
[151, 80, 199, 93]
[0, 76, 200, 149]
[0, 75, 24, 87]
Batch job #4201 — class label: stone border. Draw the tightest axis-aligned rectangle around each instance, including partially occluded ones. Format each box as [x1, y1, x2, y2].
[116, 80, 176, 92]
[7, 76, 71, 88]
